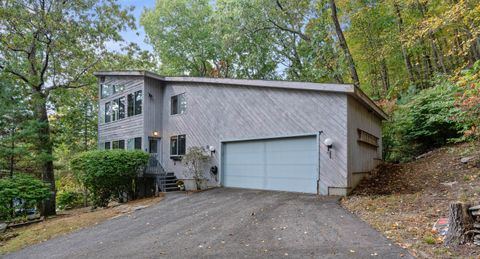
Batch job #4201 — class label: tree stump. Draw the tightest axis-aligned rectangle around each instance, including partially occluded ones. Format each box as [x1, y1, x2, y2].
[445, 202, 474, 246]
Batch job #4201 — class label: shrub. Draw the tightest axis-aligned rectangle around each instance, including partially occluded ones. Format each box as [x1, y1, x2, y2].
[0, 174, 51, 220]
[71, 150, 149, 207]
[182, 147, 210, 190]
[57, 191, 83, 210]
[454, 60, 480, 138]
[384, 78, 468, 162]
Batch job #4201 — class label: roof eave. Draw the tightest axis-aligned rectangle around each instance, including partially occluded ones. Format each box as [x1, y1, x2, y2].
[351, 87, 388, 120]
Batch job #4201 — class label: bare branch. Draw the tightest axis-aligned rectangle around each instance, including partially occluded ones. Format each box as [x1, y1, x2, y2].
[268, 19, 311, 42]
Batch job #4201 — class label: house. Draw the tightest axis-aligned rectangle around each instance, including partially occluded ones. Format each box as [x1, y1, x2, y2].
[94, 70, 387, 196]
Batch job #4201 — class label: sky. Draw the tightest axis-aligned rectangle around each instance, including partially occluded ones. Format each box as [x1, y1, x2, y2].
[108, 0, 156, 52]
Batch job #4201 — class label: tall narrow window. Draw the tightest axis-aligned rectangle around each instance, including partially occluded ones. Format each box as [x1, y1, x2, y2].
[111, 99, 119, 122]
[128, 90, 142, 117]
[135, 90, 142, 115]
[171, 93, 186, 115]
[170, 136, 178, 155]
[127, 93, 134, 117]
[134, 137, 142, 150]
[104, 102, 111, 123]
[104, 142, 111, 150]
[118, 96, 126, 119]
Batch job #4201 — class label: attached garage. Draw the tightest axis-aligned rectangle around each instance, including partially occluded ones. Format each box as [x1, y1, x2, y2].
[221, 135, 318, 193]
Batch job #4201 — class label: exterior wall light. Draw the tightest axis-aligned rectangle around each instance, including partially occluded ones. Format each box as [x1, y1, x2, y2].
[153, 131, 159, 137]
[324, 138, 333, 159]
[206, 145, 215, 155]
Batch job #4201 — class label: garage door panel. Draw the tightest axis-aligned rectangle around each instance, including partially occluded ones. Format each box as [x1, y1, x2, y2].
[266, 151, 316, 164]
[223, 136, 318, 193]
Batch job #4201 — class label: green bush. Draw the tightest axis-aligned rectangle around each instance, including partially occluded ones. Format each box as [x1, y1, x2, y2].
[0, 174, 51, 220]
[71, 150, 149, 207]
[384, 79, 468, 162]
[57, 191, 83, 210]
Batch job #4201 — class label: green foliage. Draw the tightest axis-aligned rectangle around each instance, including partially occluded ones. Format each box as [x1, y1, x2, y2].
[71, 150, 149, 207]
[0, 174, 50, 220]
[383, 78, 468, 162]
[57, 191, 83, 210]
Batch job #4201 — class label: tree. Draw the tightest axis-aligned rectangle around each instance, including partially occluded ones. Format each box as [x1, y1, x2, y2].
[182, 147, 210, 190]
[329, 0, 360, 87]
[0, 0, 136, 216]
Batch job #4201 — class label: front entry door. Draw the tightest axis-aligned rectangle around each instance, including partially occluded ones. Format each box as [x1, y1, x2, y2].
[148, 138, 161, 167]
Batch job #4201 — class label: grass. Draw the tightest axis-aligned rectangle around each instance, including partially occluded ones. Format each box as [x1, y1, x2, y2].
[0, 196, 162, 256]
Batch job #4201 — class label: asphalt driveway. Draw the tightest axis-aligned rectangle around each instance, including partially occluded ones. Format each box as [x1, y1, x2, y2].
[6, 188, 411, 259]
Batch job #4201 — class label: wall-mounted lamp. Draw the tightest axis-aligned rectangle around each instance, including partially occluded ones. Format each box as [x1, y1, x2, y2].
[324, 138, 333, 159]
[206, 145, 216, 155]
[148, 92, 153, 98]
[153, 131, 159, 137]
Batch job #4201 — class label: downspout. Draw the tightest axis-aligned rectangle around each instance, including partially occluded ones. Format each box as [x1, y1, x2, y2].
[317, 131, 324, 195]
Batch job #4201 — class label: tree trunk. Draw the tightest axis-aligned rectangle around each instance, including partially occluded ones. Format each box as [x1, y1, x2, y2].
[9, 127, 15, 177]
[393, 1, 415, 84]
[380, 59, 390, 95]
[445, 202, 474, 246]
[329, 0, 360, 87]
[34, 93, 56, 217]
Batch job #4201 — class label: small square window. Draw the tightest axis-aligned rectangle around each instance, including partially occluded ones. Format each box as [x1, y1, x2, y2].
[104, 142, 111, 150]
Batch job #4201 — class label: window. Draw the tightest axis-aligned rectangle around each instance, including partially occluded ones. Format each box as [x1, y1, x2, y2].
[101, 84, 113, 99]
[170, 135, 186, 156]
[171, 93, 186, 115]
[114, 84, 125, 94]
[149, 139, 158, 154]
[104, 102, 111, 123]
[128, 90, 142, 116]
[104, 142, 111, 150]
[112, 140, 125, 149]
[101, 84, 125, 99]
[127, 137, 142, 150]
[112, 97, 126, 121]
[135, 90, 142, 115]
[357, 129, 379, 148]
[134, 137, 142, 150]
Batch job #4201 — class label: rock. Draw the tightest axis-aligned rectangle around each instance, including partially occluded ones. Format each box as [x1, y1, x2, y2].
[0, 223, 6, 233]
[460, 156, 474, 164]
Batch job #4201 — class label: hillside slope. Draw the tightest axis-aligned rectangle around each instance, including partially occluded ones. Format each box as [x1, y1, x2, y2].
[342, 142, 480, 258]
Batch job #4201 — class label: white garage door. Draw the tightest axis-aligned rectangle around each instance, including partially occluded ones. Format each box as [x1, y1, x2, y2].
[222, 136, 318, 193]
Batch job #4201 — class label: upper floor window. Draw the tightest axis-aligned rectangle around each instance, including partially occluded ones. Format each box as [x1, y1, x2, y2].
[171, 93, 186, 115]
[170, 135, 186, 157]
[104, 97, 125, 123]
[104, 102, 111, 123]
[101, 84, 125, 99]
[128, 90, 142, 116]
